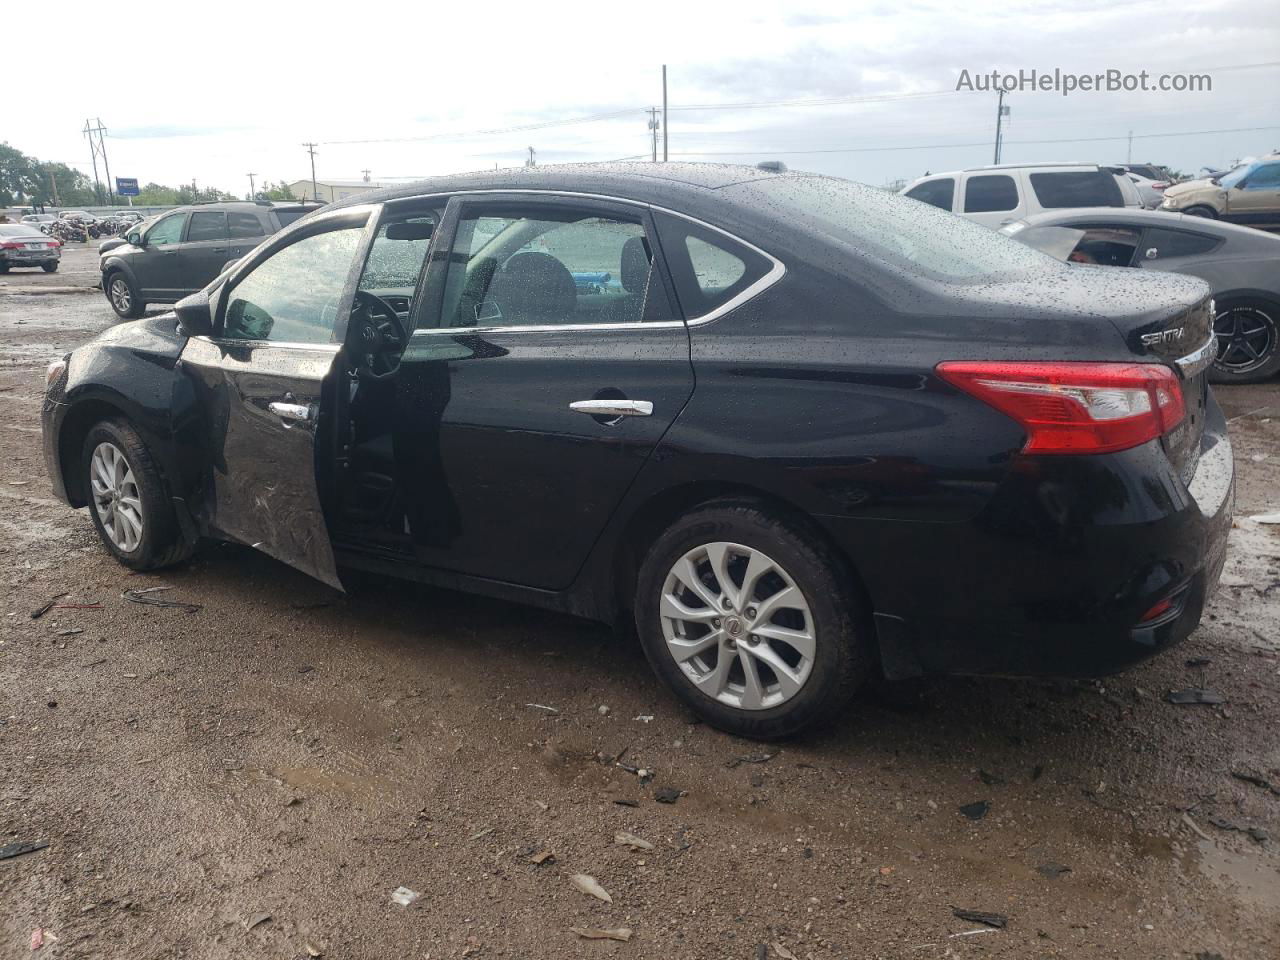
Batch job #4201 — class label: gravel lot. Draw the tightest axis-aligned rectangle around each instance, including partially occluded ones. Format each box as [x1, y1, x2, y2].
[1, 241, 1278, 959]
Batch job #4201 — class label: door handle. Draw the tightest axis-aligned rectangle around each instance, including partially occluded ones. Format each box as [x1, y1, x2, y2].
[268, 401, 313, 424]
[569, 399, 653, 417]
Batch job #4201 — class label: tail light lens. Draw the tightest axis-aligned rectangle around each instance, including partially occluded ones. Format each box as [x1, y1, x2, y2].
[936, 361, 1185, 454]
[0, 242, 21, 250]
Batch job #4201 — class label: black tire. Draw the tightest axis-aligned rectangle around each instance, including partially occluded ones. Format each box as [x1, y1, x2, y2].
[42, 262, 58, 273]
[82, 419, 195, 571]
[105, 270, 144, 319]
[634, 499, 873, 739]
[1210, 297, 1280, 384]
[1182, 205, 1218, 219]
[0, 263, 9, 274]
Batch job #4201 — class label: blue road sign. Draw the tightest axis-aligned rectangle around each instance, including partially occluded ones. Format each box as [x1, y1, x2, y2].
[115, 177, 140, 196]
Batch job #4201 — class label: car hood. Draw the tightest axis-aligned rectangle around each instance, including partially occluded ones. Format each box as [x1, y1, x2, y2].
[1163, 179, 1219, 199]
[98, 236, 132, 255]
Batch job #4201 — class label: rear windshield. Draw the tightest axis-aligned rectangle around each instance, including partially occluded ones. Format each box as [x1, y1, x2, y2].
[724, 174, 1053, 282]
[1029, 171, 1123, 208]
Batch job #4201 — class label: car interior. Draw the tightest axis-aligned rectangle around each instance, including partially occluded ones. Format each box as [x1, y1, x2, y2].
[1063, 226, 1141, 267]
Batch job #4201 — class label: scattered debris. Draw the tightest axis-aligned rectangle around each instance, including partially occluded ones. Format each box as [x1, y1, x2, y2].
[122, 587, 201, 613]
[1182, 812, 1213, 842]
[1207, 816, 1269, 843]
[978, 769, 1005, 786]
[772, 942, 799, 959]
[1036, 862, 1071, 879]
[1231, 770, 1280, 795]
[0, 840, 48, 861]
[959, 801, 989, 820]
[533, 799, 549, 811]
[633, 715, 655, 723]
[243, 912, 272, 931]
[754, 944, 768, 960]
[391, 887, 421, 907]
[525, 703, 559, 714]
[30, 594, 67, 619]
[56, 628, 83, 637]
[614, 832, 654, 851]
[952, 908, 1008, 928]
[30, 928, 55, 950]
[1250, 511, 1280, 524]
[297, 664, 314, 674]
[569, 873, 612, 903]
[612, 798, 640, 808]
[1185, 657, 1212, 668]
[597, 705, 610, 716]
[949, 929, 995, 939]
[653, 787, 681, 804]
[570, 927, 632, 942]
[1166, 688, 1226, 705]
[468, 827, 494, 841]
[528, 850, 555, 865]
[305, 944, 323, 957]
[727, 753, 774, 768]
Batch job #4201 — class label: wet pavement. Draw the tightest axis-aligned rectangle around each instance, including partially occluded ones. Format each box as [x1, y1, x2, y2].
[1, 254, 1277, 958]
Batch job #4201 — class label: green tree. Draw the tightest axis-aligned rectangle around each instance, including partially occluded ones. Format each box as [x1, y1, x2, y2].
[257, 179, 296, 201]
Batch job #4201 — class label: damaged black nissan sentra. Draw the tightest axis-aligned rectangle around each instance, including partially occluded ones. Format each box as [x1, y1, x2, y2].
[41, 163, 1232, 737]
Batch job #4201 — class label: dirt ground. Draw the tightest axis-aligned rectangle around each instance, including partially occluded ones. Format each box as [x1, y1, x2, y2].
[1, 242, 1278, 960]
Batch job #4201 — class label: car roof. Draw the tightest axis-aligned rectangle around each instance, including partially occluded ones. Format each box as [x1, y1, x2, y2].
[1013, 206, 1280, 242]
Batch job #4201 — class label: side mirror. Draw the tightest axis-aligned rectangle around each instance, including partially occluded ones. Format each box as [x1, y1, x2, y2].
[174, 290, 214, 338]
[127, 231, 142, 246]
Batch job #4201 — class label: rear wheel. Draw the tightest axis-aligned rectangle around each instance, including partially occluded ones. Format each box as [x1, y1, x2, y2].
[42, 262, 58, 273]
[106, 271, 144, 319]
[635, 500, 872, 739]
[82, 419, 194, 570]
[1210, 298, 1280, 384]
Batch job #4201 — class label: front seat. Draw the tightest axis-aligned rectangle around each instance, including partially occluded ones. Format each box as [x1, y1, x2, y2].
[485, 252, 577, 326]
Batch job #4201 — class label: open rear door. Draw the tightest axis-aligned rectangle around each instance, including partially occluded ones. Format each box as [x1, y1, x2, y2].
[177, 208, 376, 590]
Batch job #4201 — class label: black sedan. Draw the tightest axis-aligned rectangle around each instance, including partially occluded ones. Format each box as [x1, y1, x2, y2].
[1001, 208, 1280, 383]
[41, 164, 1232, 738]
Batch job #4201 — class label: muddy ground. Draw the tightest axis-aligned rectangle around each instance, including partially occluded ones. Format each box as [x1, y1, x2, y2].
[1, 242, 1278, 959]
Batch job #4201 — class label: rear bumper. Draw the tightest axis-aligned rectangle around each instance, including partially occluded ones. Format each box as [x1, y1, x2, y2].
[826, 393, 1234, 679]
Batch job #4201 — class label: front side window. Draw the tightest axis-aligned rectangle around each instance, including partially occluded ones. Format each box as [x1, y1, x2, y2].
[1243, 162, 1280, 190]
[905, 178, 955, 211]
[439, 207, 660, 328]
[1029, 171, 1123, 208]
[223, 228, 364, 343]
[964, 175, 1019, 213]
[146, 214, 186, 246]
[186, 211, 227, 242]
[357, 214, 437, 313]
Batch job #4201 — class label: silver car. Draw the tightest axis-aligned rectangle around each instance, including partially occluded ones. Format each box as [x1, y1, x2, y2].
[1002, 207, 1280, 383]
[0, 223, 62, 273]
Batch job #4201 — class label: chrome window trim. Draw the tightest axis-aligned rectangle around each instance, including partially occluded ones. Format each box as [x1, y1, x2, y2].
[1175, 335, 1217, 379]
[380, 188, 786, 337]
[193, 335, 341, 354]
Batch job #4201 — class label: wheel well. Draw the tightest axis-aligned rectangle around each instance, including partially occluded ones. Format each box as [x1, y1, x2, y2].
[611, 482, 873, 625]
[58, 400, 127, 506]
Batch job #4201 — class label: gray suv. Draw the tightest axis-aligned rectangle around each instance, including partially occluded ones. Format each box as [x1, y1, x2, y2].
[100, 200, 321, 318]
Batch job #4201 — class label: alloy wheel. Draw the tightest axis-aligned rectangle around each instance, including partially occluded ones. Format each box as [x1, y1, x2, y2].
[660, 541, 815, 711]
[90, 441, 144, 552]
[1214, 304, 1275, 375]
[109, 277, 132, 314]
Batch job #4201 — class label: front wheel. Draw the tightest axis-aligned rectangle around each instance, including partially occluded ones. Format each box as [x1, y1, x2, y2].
[42, 262, 58, 273]
[105, 271, 144, 319]
[82, 419, 194, 571]
[1182, 205, 1218, 219]
[1211, 298, 1280, 384]
[634, 501, 872, 739]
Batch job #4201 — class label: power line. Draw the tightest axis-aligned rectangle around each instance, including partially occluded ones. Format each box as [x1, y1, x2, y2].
[666, 124, 1280, 157]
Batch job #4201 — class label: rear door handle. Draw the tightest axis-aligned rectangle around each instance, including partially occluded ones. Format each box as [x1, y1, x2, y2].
[268, 401, 313, 424]
[569, 399, 653, 417]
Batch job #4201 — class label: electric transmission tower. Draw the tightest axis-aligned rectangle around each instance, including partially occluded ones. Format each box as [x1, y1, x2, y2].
[83, 118, 114, 206]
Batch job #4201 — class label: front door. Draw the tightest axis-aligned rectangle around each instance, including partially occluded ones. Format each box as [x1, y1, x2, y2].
[383, 194, 694, 590]
[1224, 161, 1280, 225]
[178, 210, 374, 589]
[179, 210, 231, 295]
[136, 211, 187, 300]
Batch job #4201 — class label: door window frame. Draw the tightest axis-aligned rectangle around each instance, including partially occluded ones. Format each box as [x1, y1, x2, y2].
[208, 205, 378, 348]
[408, 192, 684, 336]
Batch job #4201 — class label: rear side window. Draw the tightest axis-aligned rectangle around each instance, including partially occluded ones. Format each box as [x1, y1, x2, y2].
[654, 212, 772, 318]
[186, 212, 227, 242]
[963, 175, 1019, 213]
[1142, 227, 1221, 258]
[1029, 171, 1123, 208]
[273, 209, 310, 227]
[905, 178, 955, 211]
[228, 212, 266, 239]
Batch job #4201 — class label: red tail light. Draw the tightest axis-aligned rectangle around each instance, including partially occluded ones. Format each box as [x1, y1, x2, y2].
[1153, 182, 1169, 191]
[936, 361, 1185, 454]
[0, 242, 21, 250]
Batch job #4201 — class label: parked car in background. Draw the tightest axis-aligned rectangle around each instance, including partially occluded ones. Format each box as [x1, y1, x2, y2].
[99, 199, 323, 318]
[1115, 162, 1178, 183]
[901, 163, 1140, 228]
[1002, 207, 1280, 384]
[59, 210, 99, 224]
[0, 223, 62, 272]
[45, 164, 1230, 737]
[1125, 172, 1169, 209]
[21, 213, 58, 233]
[1160, 154, 1280, 226]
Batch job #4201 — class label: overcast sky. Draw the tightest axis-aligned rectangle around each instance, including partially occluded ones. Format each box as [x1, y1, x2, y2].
[8, 0, 1279, 198]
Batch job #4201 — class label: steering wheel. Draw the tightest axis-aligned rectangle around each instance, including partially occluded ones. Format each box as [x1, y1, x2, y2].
[349, 290, 408, 380]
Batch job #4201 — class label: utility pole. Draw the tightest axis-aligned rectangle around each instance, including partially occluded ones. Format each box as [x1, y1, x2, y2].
[662, 65, 669, 162]
[993, 90, 1009, 164]
[361, 168, 371, 183]
[83, 118, 114, 206]
[526, 146, 536, 167]
[647, 108, 660, 162]
[247, 172, 257, 200]
[1126, 130, 1133, 164]
[303, 142, 319, 200]
[47, 167, 60, 207]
